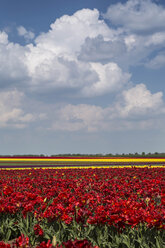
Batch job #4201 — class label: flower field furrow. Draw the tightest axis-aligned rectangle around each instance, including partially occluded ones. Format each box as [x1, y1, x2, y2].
[0, 167, 164, 247]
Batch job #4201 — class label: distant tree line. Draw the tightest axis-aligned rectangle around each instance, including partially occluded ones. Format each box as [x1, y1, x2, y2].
[0, 152, 165, 157]
[50, 152, 165, 157]
[0, 154, 45, 157]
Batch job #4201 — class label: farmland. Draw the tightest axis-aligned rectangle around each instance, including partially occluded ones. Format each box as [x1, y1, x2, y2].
[0, 157, 165, 169]
[0, 162, 164, 247]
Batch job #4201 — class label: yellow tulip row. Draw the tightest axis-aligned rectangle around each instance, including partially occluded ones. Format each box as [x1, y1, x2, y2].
[0, 165, 164, 170]
[0, 158, 165, 162]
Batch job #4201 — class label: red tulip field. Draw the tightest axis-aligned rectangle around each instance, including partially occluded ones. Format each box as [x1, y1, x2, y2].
[0, 167, 164, 247]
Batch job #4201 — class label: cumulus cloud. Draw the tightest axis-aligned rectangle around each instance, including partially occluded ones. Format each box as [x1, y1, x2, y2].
[17, 26, 35, 41]
[116, 84, 164, 117]
[0, 32, 29, 86]
[0, 89, 34, 128]
[78, 32, 165, 70]
[0, 5, 164, 97]
[35, 8, 112, 58]
[24, 46, 98, 93]
[104, 0, 165, 34]
[0, 8, 125, 96]
[78, 35, 127, 64]
[19, 7, 130, 97]
[0, 3, 165, 134]
[81, 62, 131, 96]
[49, 84, 165, 132]
[51, 104, 105, 132]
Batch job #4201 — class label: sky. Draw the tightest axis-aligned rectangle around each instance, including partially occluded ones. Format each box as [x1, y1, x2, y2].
[0, 0, 165, 155]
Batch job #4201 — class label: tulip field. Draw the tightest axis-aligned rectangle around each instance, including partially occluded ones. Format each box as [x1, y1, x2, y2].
[0, 158, 164, 247]
[1, 156, 165, 169]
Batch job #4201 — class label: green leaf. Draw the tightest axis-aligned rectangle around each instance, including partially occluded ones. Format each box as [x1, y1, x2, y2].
[155, 237, 161, 248]
[6, 229, 11, 242]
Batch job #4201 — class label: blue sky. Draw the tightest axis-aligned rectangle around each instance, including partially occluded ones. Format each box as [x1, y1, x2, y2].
[0, 0, 165, 155]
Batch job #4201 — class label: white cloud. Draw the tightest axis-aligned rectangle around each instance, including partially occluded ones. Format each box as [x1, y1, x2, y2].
[49, 84, 165, 132]
[104, 0, 165, 33]
[78, 35, 127, 63]
[145, 32, 165, 46]
[116, 84, 164, 117]
[81, 62, 131, 96]
[124, 35, 137, 51]
[35, 8, 112, 59]
[121, 32, 165, 68]
[0, 89, 34, 128]
[12, 8, 124, 95]
[51, 104, 105, 132]
[0, 34, 28, 85]
[0, 6, 164, 99]
[24, 46, 97, 92]
[146, 52, 165, 69]
[17, 26, 35, 41]
[21, 9, 130, 97]
[0, 31, 8, 45]
[78, 31, 165, 70]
